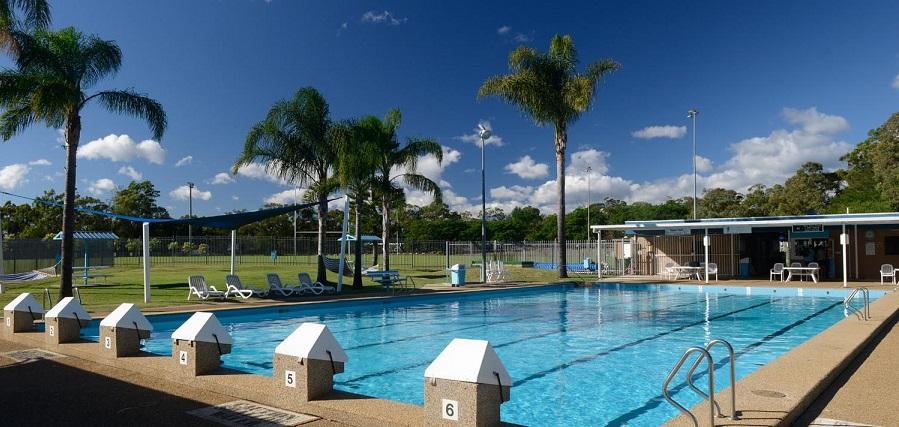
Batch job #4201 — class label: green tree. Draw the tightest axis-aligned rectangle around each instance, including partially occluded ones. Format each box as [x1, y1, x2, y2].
[0, 28, 166, 298]
[767, 162, 839, 215]
[369, 109, 442, 270]
[479, 34, 619, 278]
[698, 188, 743, 218]
[0, 0, 50, 53]
[862, 112, 899, 210]
[110, 181, 170, 237]
[234, 87, 337, 283]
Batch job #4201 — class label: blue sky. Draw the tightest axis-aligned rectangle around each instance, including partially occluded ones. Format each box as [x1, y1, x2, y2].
[1, 0, 898, 217]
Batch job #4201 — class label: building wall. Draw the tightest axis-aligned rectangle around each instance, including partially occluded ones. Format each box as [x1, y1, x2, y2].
[835, 227, 899, 280]
[637, 234, 741, 277]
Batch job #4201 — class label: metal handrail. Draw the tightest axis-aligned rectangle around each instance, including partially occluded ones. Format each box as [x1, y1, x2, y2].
[663, 346, 715, 427]
[685, 339, 739, 420]
[844, 287, 870, 321]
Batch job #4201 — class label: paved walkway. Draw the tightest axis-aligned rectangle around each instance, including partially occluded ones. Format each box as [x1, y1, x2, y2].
[796, 314, 899, 426]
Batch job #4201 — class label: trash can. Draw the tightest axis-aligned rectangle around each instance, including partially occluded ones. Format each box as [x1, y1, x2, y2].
[739, 257, 750, 278]
[583, 257, 592, 270]
[450, 264, 466, 287]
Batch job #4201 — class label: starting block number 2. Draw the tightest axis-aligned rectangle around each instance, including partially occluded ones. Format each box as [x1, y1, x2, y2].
[442, 399, 459, 421]
[179, 350, 188, 365]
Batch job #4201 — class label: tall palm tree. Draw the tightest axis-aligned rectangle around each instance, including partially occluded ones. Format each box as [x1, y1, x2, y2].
[478, 34, 619, 278]
[233, 87, 337, 284]
[0, 0, 50, 40]
[369, 109, 442, 270]
[0, 27, 167, 298]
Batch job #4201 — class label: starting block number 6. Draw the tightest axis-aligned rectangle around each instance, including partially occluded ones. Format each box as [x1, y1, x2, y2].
[442, 399, 459, 421]
[104, 336, 111, 349]
[179, 350, 188, 365]
[285, 370, 296, 388]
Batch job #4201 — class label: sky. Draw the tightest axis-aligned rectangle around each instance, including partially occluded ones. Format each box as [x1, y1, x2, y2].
[0, 0, 898, 217]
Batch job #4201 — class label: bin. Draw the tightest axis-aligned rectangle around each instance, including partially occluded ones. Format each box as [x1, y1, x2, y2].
[739, 257, 750, 278]
[450, 264, 466, 287]
[583, 257, 592, 270]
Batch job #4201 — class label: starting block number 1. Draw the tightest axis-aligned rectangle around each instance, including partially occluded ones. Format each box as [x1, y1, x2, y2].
[285, 370, 296, 388]
[179, 350, 188, 365]
[104, 336, 111, 349]
[442, 399, 459, 421]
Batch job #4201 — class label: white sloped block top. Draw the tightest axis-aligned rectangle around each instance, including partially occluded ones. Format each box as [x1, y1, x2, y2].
[171, 312, 232, 345]
[99, 303, 153, 331]
[424, 338, 512, 386]
[45, 297, 91, 321]
[274, 323, 348, 362]
[3, 293, 44, 314]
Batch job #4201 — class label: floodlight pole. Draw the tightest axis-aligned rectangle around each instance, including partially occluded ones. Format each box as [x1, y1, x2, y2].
[586, 166, 592, 244]
[337, 194, 350, 293]
[187, 182, 195, 247]
[688, 109, 698, 219]
[478, 126, 491, 284]
[230, 229, 237, 275]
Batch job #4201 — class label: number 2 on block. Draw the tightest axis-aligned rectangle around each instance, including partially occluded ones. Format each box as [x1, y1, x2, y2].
[442, 399, 459, 421]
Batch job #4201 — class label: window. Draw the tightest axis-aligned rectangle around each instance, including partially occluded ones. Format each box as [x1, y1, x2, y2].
[885, 236, 899, 256]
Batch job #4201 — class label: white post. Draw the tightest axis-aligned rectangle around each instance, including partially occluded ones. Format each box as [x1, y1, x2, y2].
[0, 213, 5, 276]
[597, 230, 602, 279]
[142, 222, 151, 303]
[337, 194, 350, 293]
[704, 230, 710, 283]
[230, 230, 237, 275]
[841, 224, 848, 288]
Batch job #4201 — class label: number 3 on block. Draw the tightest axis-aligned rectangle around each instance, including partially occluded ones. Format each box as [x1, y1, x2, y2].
[442, 399, 459, 421]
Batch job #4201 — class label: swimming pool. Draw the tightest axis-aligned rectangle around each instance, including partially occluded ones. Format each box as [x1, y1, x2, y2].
[105, 284, 882, 426]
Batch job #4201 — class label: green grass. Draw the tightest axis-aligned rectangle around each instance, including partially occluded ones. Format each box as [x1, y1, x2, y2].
[0, 261, 567, 314]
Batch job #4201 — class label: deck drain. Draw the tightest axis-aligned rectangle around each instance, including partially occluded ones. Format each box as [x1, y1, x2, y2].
[187, 400, 318, 426]
[751, 389, 786, 398]
[0, 348, 64, 364]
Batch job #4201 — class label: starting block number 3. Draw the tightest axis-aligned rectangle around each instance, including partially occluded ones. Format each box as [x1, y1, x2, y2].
[179, 350, 188, 365]
[104, 336, 111, 349]
[285, 370, 296, 388]
[442, 399, 459, 421]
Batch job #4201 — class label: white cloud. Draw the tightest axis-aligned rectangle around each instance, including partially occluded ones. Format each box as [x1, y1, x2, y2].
[512, 33, 532, 43]
[78, 134, 165, 164]
[117, 166, 142, 180]
[497, 25, 511, 35]
[169, 185, 211, 201]
[264, 188, 306, 205]
[632, 125, 687, 139]
[456, 120, 504, 147]
[232, 195, 239, 201]
[210, 172, 235, 185]
[0, 164, 30, 190]
[174, 155, 193, 167]
[505, 155, 549, 179]
[892, 73, 899, 90]
[28, 159, 51, 166]
[490, 185, 534, 200]
[694, 155, 713, 174]
[781, 107, 849, 135]
[396, 146, 462, 207]
[235, 161, 293, 186]
[88, 178, 116, 196]
[337, 21, 348, 36]
[567, 149, 610, 175]
[361, 10, 407, 25]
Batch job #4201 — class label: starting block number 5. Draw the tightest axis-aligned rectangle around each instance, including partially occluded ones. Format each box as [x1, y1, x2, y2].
[442, 399, 459, 421]
[285, 370, 296, 388]
[104, 336, 111, 349]
[179, 350, 188, 365]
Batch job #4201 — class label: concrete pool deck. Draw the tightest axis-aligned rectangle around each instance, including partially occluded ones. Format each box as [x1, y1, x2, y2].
[1, 280, 896, 426]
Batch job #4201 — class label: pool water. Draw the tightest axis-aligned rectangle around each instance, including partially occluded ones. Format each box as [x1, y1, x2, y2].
[98, 284, 881, 426]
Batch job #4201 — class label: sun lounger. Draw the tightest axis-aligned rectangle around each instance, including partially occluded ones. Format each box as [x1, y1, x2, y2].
[297, 273, 336, 295]
[266, 273, 297, 297]
[187, 275, 226, 300]
[225, 275, 267, 298]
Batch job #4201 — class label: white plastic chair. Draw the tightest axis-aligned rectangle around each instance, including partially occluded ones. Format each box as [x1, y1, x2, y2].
[224, 275, 265, 299]
[881, 264, 895, 285]
[706, 263, 718, 281]
[265, 273, 296, 297]
[187, 275, 226, 300]
[770, 263, 785, 282]
[298, 272, 335, 295]
[663, 262, 675, 280]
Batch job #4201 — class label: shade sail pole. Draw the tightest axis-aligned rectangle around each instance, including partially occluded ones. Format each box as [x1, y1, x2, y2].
[597, 230, 602, 279]
[142, 222, 151, 303]
[704, 229, 710, 284]
[841, 224, 848, 288]
[337, 194, 350, 293]
[0, 214, 5, 276]
[230, 230, 236, 275]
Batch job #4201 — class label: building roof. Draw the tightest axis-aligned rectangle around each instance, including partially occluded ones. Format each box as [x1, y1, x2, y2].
[591, 212, 899, 232]
[52, 231, 119, 240]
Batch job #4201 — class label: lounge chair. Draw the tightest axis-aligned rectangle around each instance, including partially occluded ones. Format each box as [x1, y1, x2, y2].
[225, 275, 267, 299]
[706, 263, 718, 281]
[770, 263, 785, 282]
[187, 275, 226, 300]
[298, 273, 336, 295]
[266, 273, 297, 297]
[663, 262, 675, 280]
[881, 264, 895, 285]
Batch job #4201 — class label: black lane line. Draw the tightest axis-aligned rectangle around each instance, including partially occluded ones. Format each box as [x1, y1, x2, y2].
[604, 300, 842, 426]
[335, 293, 733, 387]
[512, 300, 774, 387]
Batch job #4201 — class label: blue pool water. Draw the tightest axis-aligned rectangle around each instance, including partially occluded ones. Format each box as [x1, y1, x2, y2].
[92, 284, 882, 426]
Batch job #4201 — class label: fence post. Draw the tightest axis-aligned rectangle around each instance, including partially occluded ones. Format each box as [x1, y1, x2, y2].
[411, 239, 415, 268]
[445, 241, 450, 269]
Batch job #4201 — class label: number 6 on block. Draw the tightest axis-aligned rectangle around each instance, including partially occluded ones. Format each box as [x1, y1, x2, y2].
[442, 399, 459, 421]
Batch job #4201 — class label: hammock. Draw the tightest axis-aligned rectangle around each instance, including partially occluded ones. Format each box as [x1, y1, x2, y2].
[322, 256, 353, 277]
[0, 271, 50, 282]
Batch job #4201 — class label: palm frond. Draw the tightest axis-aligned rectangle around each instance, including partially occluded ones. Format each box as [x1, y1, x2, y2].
[403, 173, 442, 203]
[12, 0, 51, 29]
[0, 102, 36, 140]
[88, 89, 167, 140]
[79, 36, 122, 88]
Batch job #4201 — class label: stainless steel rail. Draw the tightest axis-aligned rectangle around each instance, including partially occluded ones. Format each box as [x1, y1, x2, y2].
[662, 346, 715, 427]
[685, 339, 739, 420]
[844, 287, 870, 321]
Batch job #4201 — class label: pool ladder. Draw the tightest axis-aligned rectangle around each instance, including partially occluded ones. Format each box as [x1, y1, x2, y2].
[662, 339, 739, 427]
[844, 287, 870, 321]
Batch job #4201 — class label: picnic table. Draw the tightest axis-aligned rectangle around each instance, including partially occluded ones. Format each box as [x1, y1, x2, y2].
[671, 266, 704, 280]
[366, 270, 414, 294]
[783, 267, 819, 283]
[73, 265, 111, 286]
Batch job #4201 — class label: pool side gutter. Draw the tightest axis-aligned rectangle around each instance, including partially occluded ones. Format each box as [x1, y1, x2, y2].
[663, 290, 899, 427]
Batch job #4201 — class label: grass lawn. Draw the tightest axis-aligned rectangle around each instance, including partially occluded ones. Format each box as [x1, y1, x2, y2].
[0, 261, 572, 314]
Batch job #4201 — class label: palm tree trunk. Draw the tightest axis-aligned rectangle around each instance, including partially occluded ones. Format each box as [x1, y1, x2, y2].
[352, 196, 363, 289]
[381, 199, 390, 271]
[60, 112, 82, 298]
[555, 124, 568, 278]
[315, 193, 327, 284]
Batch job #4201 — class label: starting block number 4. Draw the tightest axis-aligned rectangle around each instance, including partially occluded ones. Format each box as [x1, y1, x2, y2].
[285, 370, 296, 388]
[104, 336, 111, 349]
[179, 350, 188, 365]
[442, 399, 459, 421]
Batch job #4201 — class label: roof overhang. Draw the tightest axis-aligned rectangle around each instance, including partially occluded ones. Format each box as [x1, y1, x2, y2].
[591, 212, 899, 233]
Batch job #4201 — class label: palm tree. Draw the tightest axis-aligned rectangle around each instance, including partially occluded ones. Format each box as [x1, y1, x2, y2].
[369, 109, 442, 270]
[0, 0, 50, 36]
[0, 28, 167, 298]
[478, 34, 619, 278]
[233, 87, 337, 284]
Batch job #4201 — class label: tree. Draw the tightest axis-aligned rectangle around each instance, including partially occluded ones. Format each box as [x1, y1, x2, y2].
[0, 28, 167, 298]
[369, 109, 442, 270]
[0, 0, 50, 53]
[234, 87, 337, 284]
[767, 162, 840, 215]
[479, 34, 619, 278]
[110, 181, 170, 237]
[863, 113, 899, 210]
[698, 188, 743, 218]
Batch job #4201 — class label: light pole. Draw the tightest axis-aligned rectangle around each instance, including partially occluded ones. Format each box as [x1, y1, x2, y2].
[687, 109, 699, 219]
[187, 182, 195, 247]
[478, 123, 491, 283]
[585, 166, 592, 244]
